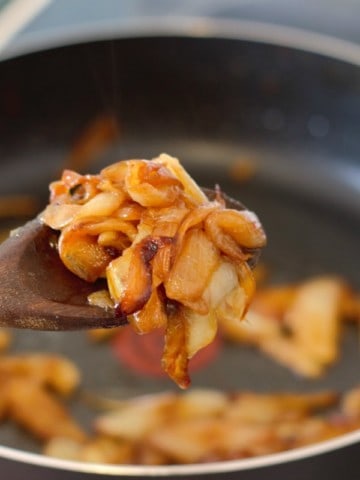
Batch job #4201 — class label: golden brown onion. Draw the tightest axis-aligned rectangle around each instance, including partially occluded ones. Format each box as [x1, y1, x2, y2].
[41, 154, 266, 387]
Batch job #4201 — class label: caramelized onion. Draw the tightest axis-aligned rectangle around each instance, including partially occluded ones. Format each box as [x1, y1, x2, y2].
[162, 306, 190, 389]
[58, 228, 113, 282]
[41, 154, 266, 387]
[130, 288, 167, 334]
[164, 228, 220, 306]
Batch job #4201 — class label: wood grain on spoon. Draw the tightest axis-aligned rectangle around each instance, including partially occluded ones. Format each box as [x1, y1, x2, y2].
[0, 219, 119, 330]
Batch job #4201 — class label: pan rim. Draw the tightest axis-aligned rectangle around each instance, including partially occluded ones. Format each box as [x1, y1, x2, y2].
[1, 16, 360, 475]
[0, 428, 360, 475]
[1, 16, 360, 65]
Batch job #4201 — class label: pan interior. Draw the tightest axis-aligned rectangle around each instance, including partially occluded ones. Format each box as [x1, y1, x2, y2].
[0, 36, 359, 461]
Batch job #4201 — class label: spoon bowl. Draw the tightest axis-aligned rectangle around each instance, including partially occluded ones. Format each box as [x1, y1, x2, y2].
[0, 218, 116, 330]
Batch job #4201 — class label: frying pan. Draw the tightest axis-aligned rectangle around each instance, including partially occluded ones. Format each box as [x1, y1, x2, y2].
[0, 18, 360, 480]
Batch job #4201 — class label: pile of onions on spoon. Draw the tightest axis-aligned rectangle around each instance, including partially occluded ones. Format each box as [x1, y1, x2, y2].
[40, 154, 266, 388]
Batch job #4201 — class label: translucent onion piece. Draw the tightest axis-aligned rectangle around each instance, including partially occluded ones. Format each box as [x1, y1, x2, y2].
[40, 204, 82, 230]
[58, 227, 114, 282]
[75, 217, 137, 241]
[186, 261, 247, 350]
[88, 290, 114, 311]
[100, 160, 128, 186]
[124, 160, 184, 207]
[156, 154, 208, 205]
[236, 262, 256, 314]
[152, 242, 173, 287]
[95, 392, 176, 441]
[50, 169, 101, 205]
[108, 236, 171, 316]
[97, 231, 131, 252]
[162, 308, 190, 389]
[203, 260, 239, 310]
[106, 248, 140, 311]
[164, 228, 220, 305]
[285, 276, 344, 365]
[75, 191, 124, 219]
[129, 288, 167, 334]
[216, 285, 247, 325]
[150, 206, 189, 238]
[185, 309, 217, 359]
[174, 203, 219, 253]
[204, 209, 266, 262]
[115, 203, 145, 221]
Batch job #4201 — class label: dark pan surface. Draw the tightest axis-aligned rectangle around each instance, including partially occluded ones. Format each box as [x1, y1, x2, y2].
[0, 36, 359, 477]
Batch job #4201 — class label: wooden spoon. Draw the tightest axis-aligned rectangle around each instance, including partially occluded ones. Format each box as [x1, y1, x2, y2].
[0, 190, 261, 330]
[0, 218, 118, 330]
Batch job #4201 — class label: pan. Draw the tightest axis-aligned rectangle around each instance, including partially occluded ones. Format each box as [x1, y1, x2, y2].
[0, 19, 359, 480]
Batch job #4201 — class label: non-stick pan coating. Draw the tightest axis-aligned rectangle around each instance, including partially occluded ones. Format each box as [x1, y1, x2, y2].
[0, 36, 359, 479]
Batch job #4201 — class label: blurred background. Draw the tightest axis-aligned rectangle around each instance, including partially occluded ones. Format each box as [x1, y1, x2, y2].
[2, 0, 360, 59]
